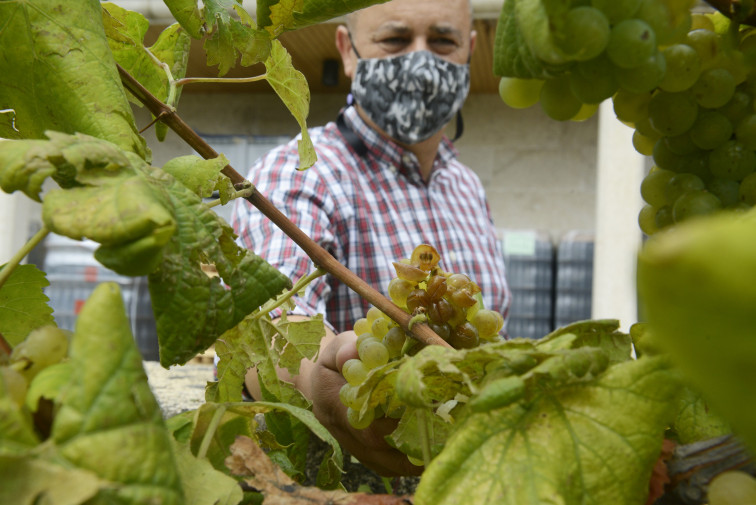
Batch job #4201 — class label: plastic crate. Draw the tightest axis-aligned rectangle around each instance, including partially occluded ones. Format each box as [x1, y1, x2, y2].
[500, 229, 554, 339]
[42, 235, 160, 361]
[554, 231, 594, 328]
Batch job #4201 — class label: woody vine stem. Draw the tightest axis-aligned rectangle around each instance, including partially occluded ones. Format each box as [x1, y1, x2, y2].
[116, 64, 451, 349]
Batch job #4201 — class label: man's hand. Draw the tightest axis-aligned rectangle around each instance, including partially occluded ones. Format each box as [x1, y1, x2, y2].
[304, 331, 423, 477]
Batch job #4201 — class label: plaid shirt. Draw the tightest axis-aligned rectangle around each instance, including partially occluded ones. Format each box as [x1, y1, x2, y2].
[231, 106, 511, 334]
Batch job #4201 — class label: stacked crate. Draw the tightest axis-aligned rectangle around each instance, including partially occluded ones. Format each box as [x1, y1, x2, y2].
[499, 229, 555, 339]
[553, 230, 595, 329]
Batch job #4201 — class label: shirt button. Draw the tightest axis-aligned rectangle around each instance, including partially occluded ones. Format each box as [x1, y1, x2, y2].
[402, 154, 412, 166]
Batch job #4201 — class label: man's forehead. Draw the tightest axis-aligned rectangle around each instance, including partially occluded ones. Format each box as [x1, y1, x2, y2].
[350, 0, 471, 31]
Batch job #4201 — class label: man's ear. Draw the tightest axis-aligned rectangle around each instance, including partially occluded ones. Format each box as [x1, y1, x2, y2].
[336, 25, 357, 79]
[469, 29, 477, 58]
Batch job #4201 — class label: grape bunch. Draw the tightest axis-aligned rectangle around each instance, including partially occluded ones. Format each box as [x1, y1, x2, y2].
[339, 244, 505, 429]
[499, 0, 696, 121]
[707, 471, 756, 505]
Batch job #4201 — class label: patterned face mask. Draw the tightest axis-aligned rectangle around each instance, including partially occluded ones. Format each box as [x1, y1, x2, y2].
[350, 50, 470, 145]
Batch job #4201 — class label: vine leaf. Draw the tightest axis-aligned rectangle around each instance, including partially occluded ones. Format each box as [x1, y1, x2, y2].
[203, 0, 272, 75]
[0, 456, 102, 505]
[0, 0, 149, 159]
[414, 355, 681, 505]
[161, 153, 233, 199]
[673, 387, 731, 445]
[257, 0, 390, 35]
[51, 282, 185, 504]
[265, 40, 316, 169]
[172, 442, 244, 505]
[163, 0, 205, 39]
[0, 264, 55, 347]
[102, 2, 191, 141]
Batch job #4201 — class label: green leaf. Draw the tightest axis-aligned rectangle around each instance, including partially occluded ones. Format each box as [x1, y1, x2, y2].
[264, 40, 316, 169]
[227, 401, 344, 489]
[213, 314, 308, 405]
[0, 455, 102, 505]
[51, 282, 184, 504]
[172, 441, 244, 505]
[637, 208, 756, 456]
[161, 153, 230, 198]
[164, 0, 205, 39]
[0, 371, 40, 454]
[26, 361, 73, 413]
[188, 403, 257, 473]
[673, 386, 731, 445]
[538, 319, 632, 364]
[102, 3, 191, 141]
[257, 0, 389, 35]
[272, 313, 326, 374]
[204, 0, 272, 75]
[414, 356, 682, 505]
[0, 264, 55, 347]
[146, 172, 291, 367]
[0, 110, 21, 140]
[0, 0, 149, 159]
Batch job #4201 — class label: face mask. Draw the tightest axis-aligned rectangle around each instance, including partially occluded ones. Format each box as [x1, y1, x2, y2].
[350, 50, 470, 145]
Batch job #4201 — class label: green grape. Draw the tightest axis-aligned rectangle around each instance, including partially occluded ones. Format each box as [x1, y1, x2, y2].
[612, 89, 652, 124]
[471, 309, 504, 339]
[447, 322, 480, 349]
[735, 114, 756, 150]
[708, 140, 756, 180]
[707, 471, 756, 505]
[718, 89, 752, 123]
[356, 333, 378, 348]
[358, 339, 389, 369]
[342, 358, 369, 386]
[738, 172, 756, 205]
[689, 110, 733, 150]
[569, 55, 619, 104]
[339, 383, 357, 407]
[707, 177, 741, 207]
[498, 77, 544, 109]
[558, 6, 610, 61]
[635, 0, 689, 46]
[371, 317, 390, 339]
[641, 168, 676, 207]
[366, 306, 384, 324]
[606, 19, 657, 69]
[690, 68, 736, 109]
[346, 406, 375, 429]
[664, 132, 699, 155]
[615, 51, 666, 94]
[353, 317, 371, 336]
[655, 205, 674, 229]
[382, 326, 406, 359]
[590, 0, 640, 24]
[570, 103, 599, 121]
[672, 190, 722, 222]
[632, 129, 656, 156]
[540, 76, 582, 121]
[658, 44, 701, 93]
[648, 91, 699, 136]
[388, 277, 414, 308]
[652, 139, 690, 173]
[638, 204, 660, 235]
[10, 325, 69, 381]
[685, 29, 721, 71]
[1, 366, 28, 407]
[690, 13, 715, 32]
[665, 173, 706, 204]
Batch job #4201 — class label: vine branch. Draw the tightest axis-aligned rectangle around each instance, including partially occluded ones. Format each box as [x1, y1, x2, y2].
[117, 64, 451, 349]
[0, 225, 50, 291]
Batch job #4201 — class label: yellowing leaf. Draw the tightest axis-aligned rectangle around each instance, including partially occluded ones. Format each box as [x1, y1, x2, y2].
[265, 40, 316, 169]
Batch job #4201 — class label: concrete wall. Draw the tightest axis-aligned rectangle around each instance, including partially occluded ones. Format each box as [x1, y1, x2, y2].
[134, 92, 599, 241]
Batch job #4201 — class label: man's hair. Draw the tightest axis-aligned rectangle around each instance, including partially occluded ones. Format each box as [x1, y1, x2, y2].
[344, 0, 474, 32]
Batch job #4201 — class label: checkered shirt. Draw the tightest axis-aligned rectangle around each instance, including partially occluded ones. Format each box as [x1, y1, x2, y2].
[231, 106, 511, 334]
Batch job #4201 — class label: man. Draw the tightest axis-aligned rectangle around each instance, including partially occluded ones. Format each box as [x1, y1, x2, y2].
[231, 0, 510, 477]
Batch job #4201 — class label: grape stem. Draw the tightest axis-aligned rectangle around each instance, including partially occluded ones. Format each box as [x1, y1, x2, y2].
[116, 64, 451, 350]
[198, 404, 227, 460]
